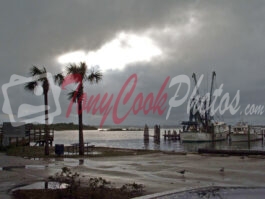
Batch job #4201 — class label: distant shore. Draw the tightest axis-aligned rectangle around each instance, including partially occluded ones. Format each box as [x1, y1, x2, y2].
[29, 123, 145, 131]
[31, 123, 97, 131]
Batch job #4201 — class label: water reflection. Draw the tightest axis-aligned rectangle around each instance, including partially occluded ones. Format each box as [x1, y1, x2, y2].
[79, 159, 84, 165]
[144, 140, 149, 150]
[54, 130, 265, 152]
[154, 142, 160, 151]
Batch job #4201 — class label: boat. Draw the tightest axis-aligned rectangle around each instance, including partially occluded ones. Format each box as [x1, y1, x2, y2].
[180, 121, 228, 142]
[229, 121, 262, 142]
[180, 71, 228, 142]
[97, 128, 110, 131]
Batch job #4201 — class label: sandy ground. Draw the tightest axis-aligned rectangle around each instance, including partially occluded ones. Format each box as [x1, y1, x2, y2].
[1, 152, 265, 198]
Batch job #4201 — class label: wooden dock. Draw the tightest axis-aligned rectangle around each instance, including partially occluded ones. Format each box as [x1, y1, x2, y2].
[163, 130, 180, 141]
[64, 143, 95, 155]
[26, 128, 54, 146]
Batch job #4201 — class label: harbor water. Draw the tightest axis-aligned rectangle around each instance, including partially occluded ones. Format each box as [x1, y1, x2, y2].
[54, 129, 265, 152]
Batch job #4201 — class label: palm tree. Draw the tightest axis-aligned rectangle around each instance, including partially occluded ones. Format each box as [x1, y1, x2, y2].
[24, 66, 51, 155]
[63, 62, 102, 155]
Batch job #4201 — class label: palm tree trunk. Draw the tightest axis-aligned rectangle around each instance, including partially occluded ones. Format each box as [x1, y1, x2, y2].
[78, 98, 84, 155]
[78, 84, 84, 155]
[44, 90, 49, 156]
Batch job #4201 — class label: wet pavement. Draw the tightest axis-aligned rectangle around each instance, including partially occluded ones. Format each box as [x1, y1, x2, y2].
[1, 152, 265, 198]
[153, 187, 265, 199]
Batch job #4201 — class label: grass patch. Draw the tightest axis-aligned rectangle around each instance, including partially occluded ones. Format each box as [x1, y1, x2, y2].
[94, 147, 158, 157]
[6, 146, 54, 158]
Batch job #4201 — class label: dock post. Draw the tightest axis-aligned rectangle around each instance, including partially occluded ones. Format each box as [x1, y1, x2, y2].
[260, 129, 264, 143]
[154, 125, 160, 143]
[211, 124, 215, 142]
[144, 124, 149, 142]
[28, 129, 31, 145]
[34, 128, 36, 142]
[228, 125, 231, 142]
[45, 181, 48, 189]
[159, 125, 161, 142]
[261, 129, 265, 147]
[248, 125, 251, 149]
[39, 128, 41, 143]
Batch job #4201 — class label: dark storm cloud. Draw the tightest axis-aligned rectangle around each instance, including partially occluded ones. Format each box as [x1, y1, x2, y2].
[1, 0, 265, 126]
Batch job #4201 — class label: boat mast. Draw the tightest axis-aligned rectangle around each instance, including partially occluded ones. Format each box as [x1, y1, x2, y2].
[192, 73, 200, 96]
[208, 71, 216, 121]
[191, 73, 206, 128]
[191, 73, 200, 123]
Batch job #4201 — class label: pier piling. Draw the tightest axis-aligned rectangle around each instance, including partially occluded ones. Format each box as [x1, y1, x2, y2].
[144, 124, 149, 142]
[154, 125, 160, 143]
[163, 129, 180, 141]
[248, 125, 251, 149]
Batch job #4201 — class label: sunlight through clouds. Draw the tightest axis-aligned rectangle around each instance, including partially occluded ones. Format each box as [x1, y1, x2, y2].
[57, 51, 86, 64]
[57, 13, 201, 72]
[57, 32, 162, 71]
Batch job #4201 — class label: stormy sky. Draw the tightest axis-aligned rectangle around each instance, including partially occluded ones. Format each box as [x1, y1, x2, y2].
[1, 0, 265, 127]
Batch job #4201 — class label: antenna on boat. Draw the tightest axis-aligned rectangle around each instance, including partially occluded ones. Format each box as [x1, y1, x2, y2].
[190, 73, 201, 124]
[208, 71, 216, 121]
[192, 73, 200, 96]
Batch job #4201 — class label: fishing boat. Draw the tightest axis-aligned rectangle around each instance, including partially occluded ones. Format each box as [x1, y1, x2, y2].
[180, 121, 227, 142]
[180, 71, 228, 142]
[229, 121, 262, 142]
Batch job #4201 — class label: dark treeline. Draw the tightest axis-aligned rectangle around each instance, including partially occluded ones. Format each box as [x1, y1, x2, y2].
[31, 123, 97, 131]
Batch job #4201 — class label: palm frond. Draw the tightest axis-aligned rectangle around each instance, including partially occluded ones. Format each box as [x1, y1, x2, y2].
[42, 66, 47, 73]
[24, 81, 38, 92]
[67, 90, 79, 102]
[66, 62, 87, 78]
[66, 64, 78, 74]
[79, 62, 87, 75]
[67, 84, 84, 102]
[54, 73, 64, 86]
[29, 66, 45, 76]
[86, 68, 103, 84]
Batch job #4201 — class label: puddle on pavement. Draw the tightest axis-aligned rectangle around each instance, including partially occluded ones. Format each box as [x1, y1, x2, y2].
[64, 151, 102, 156]
[23, 157, 33, 160]
[1, 165, 47, 171]
[2, 166, 25, 171]
[25, 165, 47, 169]
[157, 187, 265, 199]
[30, 158, 40, 161]
[12, 181, 68, 191]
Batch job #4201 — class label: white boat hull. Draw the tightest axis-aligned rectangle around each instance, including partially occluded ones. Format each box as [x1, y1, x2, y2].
[230, 133, 262, 142]
[180, 131, 227, 142]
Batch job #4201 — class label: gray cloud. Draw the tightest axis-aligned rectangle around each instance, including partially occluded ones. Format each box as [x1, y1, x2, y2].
[1, 0, 265, 126]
